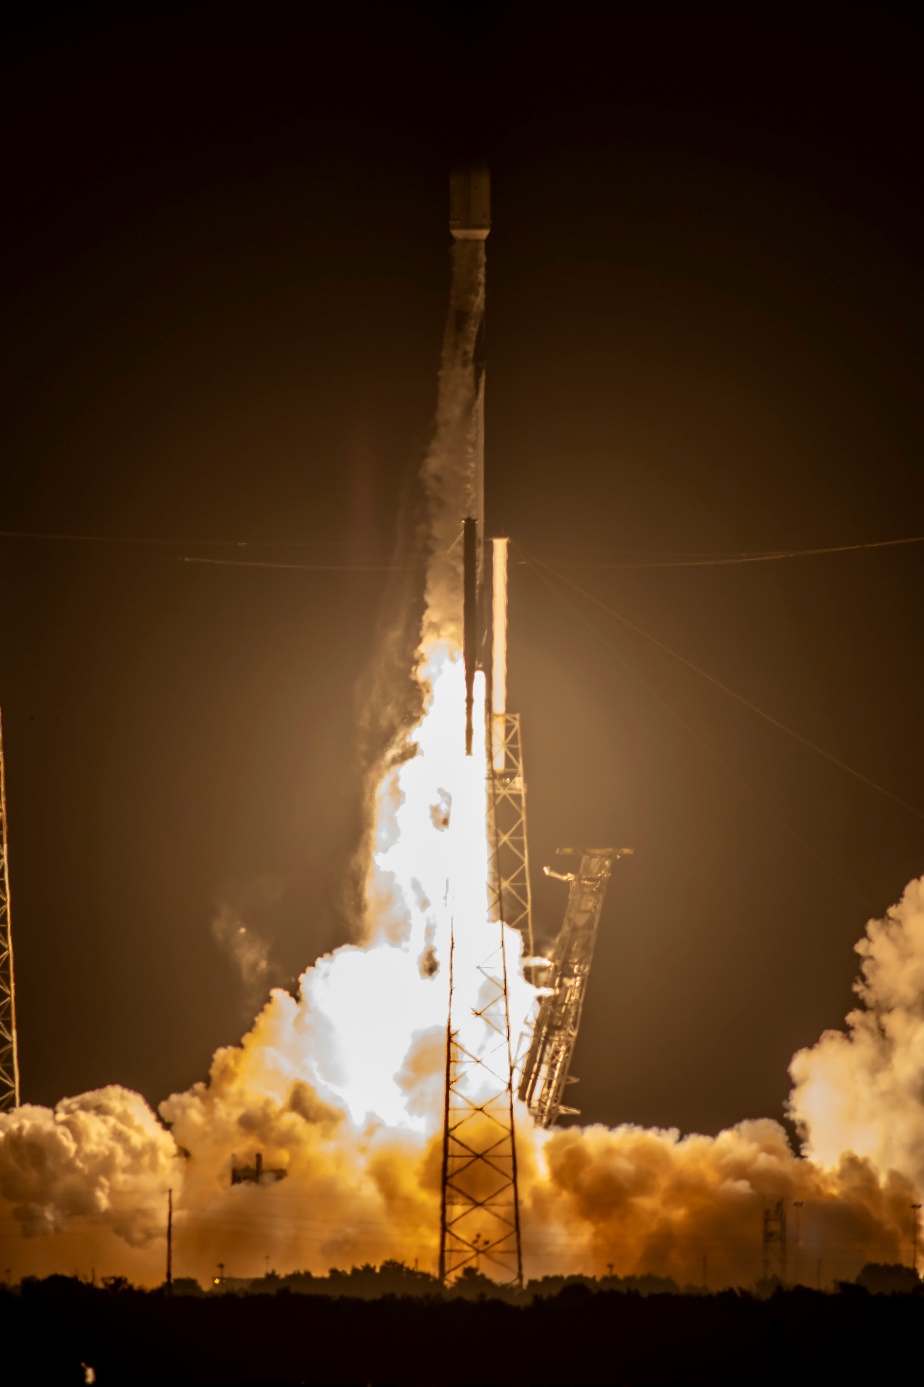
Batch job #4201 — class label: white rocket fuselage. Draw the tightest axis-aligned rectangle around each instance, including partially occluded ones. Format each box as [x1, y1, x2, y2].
[451, 166, 491, 756]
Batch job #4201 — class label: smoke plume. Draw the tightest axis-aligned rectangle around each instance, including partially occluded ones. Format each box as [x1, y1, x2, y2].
[0, 222, 920, 1293]
[0, 1088, 176, 1244]
[210, 877, 287, 1010]
[789, 875, 924, 1188]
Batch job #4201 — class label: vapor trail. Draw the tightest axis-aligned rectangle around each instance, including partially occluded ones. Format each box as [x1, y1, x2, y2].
[1, 199, 922, 1294]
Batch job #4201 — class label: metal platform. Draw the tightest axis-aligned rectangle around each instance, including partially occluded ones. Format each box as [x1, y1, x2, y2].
[518, 848, 630, 1128]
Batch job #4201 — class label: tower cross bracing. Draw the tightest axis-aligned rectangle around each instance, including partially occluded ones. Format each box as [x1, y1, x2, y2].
[439, 923, 523, 1286]
[487, 712, 534, 957]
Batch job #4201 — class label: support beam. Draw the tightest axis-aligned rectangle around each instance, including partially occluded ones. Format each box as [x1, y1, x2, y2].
[519, 848, 631, 1127]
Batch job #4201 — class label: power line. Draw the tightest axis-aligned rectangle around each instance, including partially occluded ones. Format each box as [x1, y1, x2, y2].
[527, 534, 924, 569]
[2, 526, 923, 567]
[517, 545, 924, 824]
[181, 556, 420, 573]
[518, 554, 877, 906]
[0, 528, 396, 551]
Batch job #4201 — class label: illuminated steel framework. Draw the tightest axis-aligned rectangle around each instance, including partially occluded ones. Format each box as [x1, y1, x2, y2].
[0, 711, 20, 1113]
[519, 848, 630, 1128]
[439, 519, 523, 1286]
[438, 918, 523, 1286]
[487, 712, 535, 958]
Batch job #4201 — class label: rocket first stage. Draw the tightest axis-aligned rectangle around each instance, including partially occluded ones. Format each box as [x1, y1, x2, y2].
[450, 165, 491, 757]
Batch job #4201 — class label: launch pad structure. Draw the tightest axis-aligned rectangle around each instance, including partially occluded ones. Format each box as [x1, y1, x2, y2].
[519, 848, 631, 1127]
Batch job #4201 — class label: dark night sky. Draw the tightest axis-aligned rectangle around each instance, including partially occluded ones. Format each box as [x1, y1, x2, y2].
[2, 5, 922, 1139]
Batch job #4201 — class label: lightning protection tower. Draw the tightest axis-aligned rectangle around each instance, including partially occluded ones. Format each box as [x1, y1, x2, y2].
[0, 711, 21, 1112]
[439, 896, 523, 1286]
[762, 1199, 787, 1284]
[439, 521, 523, 1288]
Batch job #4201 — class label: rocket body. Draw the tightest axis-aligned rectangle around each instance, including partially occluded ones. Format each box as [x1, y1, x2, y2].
[420, 167, 490, 730]
[450, 167, 490, 754]
[420, 168, 489, 646]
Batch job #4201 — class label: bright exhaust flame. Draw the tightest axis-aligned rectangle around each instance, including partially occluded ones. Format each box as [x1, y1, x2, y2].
[1, 625, 920, 1289]
[0, 225, 921, 1290]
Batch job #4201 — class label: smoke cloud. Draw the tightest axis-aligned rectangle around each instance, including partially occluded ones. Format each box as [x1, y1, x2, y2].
[1, 218, 920, 1293]
[2, 878, 920, 1288]
[210, 885, 283, 1017]
[789, 875, 924, 1188]
[0, 1088, 177, 1244]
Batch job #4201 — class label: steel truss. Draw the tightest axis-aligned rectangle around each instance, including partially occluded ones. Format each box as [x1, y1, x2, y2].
[0, 711, 20, 1113]
[487, 712, 534, 957]
[438, 921, 523, 1287]
[519, 848, 629, 1128]
[762, 1199, 788, 1283]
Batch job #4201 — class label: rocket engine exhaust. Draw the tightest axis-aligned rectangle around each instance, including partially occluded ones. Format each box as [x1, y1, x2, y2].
[1, 163, 923, 1296]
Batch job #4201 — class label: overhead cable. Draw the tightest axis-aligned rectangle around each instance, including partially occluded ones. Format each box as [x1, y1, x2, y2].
[518, 545, 924, 824]
[530, 534, 924, 569]
[181, 556, 420, 572]
[519, 552, 880, 907]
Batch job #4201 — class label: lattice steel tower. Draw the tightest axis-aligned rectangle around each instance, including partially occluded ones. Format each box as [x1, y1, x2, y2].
[439, 887, 523, 1286]
[0, 710, 21, 1112]
[439, 525, 523, 1288]
[762, 1199, 788, 1283]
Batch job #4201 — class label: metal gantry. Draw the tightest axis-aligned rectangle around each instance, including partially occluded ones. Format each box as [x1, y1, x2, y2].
[435, 705, 533, 1286]
[0, 710, 21, 1113]
[519, 848, 629, 1128]
[487, 712, 534, 958]
[438, 919, 523, 1287]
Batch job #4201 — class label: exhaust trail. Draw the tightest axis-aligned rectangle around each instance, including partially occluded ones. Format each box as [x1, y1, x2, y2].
[0, 171, 920, 1291]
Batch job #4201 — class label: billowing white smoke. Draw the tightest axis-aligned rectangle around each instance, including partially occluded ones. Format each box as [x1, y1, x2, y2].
[790, 875, 924, 1187]
[0, 224, 921, 1290]
[526, 1117, 914, 1285]
[0, 1088, 176, 1243]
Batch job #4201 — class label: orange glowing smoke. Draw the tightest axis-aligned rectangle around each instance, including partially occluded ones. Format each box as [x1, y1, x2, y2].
[0, 633, 921, 1288]
[0, 217, 921, 1288]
